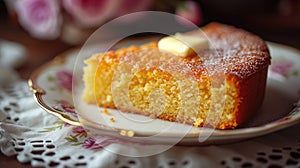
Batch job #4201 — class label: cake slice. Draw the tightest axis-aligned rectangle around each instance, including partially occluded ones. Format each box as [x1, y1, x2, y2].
[82, 22, 271, 129]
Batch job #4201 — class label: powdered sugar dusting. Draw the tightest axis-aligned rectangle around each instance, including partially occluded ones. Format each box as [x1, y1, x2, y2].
[117, 22, 270, 80]
[199, 22, 270, 78]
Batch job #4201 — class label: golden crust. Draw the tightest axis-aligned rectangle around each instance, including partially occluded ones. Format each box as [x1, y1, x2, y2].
[82, 22, 271, 129]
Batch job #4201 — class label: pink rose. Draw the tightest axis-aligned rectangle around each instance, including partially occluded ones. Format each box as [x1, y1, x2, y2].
[176, 1, 202, 26]
[114, 0, 152, 22]
[15, 0, 62, 39]
[116, 0, 152, 15]
[62, 0, 119, 27]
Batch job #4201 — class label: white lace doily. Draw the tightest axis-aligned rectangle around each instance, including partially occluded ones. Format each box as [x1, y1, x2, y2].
[0, 80, 299, 168]
[0, 41, 300, 168]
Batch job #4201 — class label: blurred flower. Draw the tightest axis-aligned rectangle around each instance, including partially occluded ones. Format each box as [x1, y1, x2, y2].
[114, 0, 153, 23]
[62, 0, 118, 27]
[176, 0, 202, 26]
[5, 0, 203, 41]
[15, 0, 62, 39]
[115, 0, 152, 16]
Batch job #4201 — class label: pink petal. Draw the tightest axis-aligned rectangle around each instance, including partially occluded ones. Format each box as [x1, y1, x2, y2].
[82, 136, 121, 150]
[72, 126, 87, 134]
[62, 0, 119, 27]
[115, 0, 152, 16]
[15, 0, 62, 39]
[271, 61, 293, 77]
[56, 70, 73, 92]
[113, 0, 153, 23]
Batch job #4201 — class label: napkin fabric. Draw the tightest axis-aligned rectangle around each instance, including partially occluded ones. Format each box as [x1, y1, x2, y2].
[1, 41, 300, 168]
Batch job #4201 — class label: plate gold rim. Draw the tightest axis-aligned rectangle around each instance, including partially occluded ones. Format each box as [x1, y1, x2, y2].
[28, 41, 300, 144]
[28, 48, 81, 126]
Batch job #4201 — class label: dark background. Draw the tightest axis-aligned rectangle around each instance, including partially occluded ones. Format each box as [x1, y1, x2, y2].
[199, 0, 300, 49]
[0, 0, 299, 79]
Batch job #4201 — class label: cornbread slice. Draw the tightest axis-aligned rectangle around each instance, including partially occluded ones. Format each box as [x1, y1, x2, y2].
[82, 23, 271, 129]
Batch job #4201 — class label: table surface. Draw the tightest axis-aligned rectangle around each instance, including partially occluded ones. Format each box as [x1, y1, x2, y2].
[0, 20, 72, 167]
[1, 17, 300, 167]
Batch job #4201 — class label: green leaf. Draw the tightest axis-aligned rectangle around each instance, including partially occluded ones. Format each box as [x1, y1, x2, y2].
[39, 127, 57, 133]
[48, 76, 56, 82]
[39, 125, 63, 133]
[291, 70, 299, 77]
[71, 142, 83, 146]
[65, 137, 77, 143]
[78, 132, 88, 138]
[65, 135, 79, 143]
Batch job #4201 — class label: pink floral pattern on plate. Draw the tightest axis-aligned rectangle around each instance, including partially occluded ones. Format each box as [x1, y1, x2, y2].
[56, 99, 76, 114]
[270, 59, 299, 78]
[55, 70, 74, 92]
[46, 69, 79, 122]
[52, 99, 79, 122]
[31, 41, 300, 145]
[40, 122, 123, 151]
[82, 136, 121, 150]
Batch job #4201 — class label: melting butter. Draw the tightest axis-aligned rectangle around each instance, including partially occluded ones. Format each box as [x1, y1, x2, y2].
[158, 33, 209, 57]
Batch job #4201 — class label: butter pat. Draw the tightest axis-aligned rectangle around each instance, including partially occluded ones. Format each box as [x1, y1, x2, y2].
[158, 33, 209, 57]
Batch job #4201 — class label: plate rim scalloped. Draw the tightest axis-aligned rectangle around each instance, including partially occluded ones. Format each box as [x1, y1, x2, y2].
[28, 39, 300, 145]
